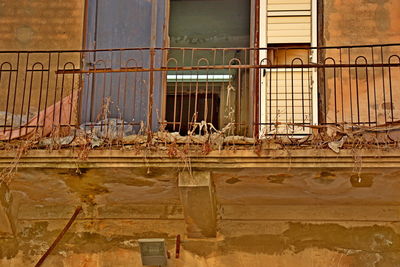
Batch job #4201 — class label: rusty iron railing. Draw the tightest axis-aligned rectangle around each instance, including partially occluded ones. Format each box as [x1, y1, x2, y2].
[0, 44, 399, 142]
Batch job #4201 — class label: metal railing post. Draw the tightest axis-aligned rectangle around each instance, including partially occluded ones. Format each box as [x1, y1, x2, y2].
[148, 0, 158, 142]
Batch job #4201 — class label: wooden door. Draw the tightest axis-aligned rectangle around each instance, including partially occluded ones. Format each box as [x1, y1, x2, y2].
[82, 0, 168, 131]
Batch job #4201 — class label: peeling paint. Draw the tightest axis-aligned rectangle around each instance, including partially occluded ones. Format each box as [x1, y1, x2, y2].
[184, 223, 400, 266]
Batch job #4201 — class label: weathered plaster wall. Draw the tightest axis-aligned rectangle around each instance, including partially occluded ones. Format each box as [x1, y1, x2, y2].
[322, 0, 400, 125]
[323, 0, 400, 46]
[0, 0, 84, 121]
[0, 1, 400, 266]
[1, 167, 400, 266]
[0, 0, 84, 50]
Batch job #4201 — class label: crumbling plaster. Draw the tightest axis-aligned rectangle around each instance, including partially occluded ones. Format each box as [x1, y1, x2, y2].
[0, 165, 400, 266]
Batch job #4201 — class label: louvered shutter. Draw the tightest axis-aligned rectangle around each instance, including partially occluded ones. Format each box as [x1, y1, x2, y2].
[267, 0, 311, 44]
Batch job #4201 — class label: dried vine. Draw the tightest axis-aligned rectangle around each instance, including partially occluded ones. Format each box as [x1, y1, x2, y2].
[1, 120, 400, 185]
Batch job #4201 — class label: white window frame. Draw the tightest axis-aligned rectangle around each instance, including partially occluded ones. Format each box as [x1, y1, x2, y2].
[260, 0, 318, 136]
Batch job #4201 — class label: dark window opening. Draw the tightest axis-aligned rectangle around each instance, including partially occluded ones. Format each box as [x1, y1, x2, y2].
[166, 0, 251, 134]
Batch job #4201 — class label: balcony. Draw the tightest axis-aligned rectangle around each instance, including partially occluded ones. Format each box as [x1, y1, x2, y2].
[0, 44, 400, 148]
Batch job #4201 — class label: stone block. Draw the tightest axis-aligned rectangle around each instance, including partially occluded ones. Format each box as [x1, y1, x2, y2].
[178, 171, 216, 238]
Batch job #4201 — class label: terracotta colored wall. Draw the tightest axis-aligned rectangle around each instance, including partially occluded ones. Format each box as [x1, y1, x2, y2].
[322, 0, 400, 126]
[0, 1, 84, 127]
[0, 0, 84, 50]
[323, 0, 400, 46]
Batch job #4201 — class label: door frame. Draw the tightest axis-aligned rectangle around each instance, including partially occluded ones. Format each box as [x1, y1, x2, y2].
[81, 0, 169, 129]
[82, 0, 256, 131]
[259, 0, 319, 136]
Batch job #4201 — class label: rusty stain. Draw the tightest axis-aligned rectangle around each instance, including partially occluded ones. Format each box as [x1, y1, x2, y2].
[313, 171, 336, 184]
[267, 173, 292, 184]
[350, 173, 375, 187]
[225, 178, 241, 184]
[59, 169, 164, 204]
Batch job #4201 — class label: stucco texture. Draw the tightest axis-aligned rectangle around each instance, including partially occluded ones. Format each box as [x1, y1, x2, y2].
[0, 0, 84, 50]
[1, 167, 400, 266]
[323, 0, 400, 46]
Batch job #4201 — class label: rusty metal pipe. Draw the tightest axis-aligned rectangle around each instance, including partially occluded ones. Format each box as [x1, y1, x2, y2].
[35, 206, 83, 267]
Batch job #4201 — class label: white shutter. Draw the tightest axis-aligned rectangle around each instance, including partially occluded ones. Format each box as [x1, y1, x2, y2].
[267, 0, 311, 44]
[267, 0, 311, 11]
[260, 0, 316, 136]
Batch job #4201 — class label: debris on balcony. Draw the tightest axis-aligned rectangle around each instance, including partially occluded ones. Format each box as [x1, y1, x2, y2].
[328, 136, 347, 153]
[0, 45, 399, 153]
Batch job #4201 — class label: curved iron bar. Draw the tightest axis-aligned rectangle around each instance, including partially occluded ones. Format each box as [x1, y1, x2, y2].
[0, 62, 14, 133]
[388, 55, 400, 124]
[166, 57, 180, 131]
[323, 57, 337, 125]
[122, 58, 140, 133]
[194, 58, 210, 132]
[60, 62, 77, 132]
[291, 58, 306, 132]
[228, 57, 243, 133]
[260, 58, 273, 133]
[355, 56, 370, 126]
[22, 62, 45, 136]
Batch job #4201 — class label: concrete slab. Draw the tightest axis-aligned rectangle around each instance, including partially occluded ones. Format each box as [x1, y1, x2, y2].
[178, 171, 217, 238]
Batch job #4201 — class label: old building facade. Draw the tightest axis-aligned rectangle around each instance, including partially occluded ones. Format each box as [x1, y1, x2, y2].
[1, 0, 400, 266]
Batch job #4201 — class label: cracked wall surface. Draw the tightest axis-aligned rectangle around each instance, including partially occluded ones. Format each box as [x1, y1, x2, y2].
[0, 167, 399, 266]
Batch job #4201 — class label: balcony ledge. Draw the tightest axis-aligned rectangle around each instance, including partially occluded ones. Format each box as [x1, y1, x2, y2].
[1, 148, 400, 169]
